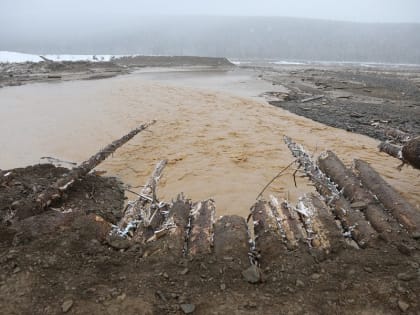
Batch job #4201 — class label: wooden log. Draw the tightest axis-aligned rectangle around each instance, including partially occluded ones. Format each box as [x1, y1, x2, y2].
[269, 196, 305, 250]
[188, 199, 215, 256]
[251, 200, 285, 264]
[117, 159, 167, 239]
[160, 195, 192, 254]
[384, 127, 411, 144]
[301, 95, 324, 103]
[354, 159, 420, 237]
[402, 136, 420, 169]
[379, 137, 420, 170]
[378, 142, 402, 160]
[318, 150, 398, 237]
[213, 215, 249, 266]
[283, 136, 377, 248]
[20, 121, 156, 220]
[297, 194, 343, 253]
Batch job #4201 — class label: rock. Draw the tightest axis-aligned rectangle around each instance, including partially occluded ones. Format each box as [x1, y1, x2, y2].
[220, 283, 226, 290]
[180, 303, 196, 314]
[295, 279, 305, 287]
[107, 238, 131, 250]
[397, 272, 416, 281]
[242, 265, 262, 284]
[116, 293, 126, 302]
[311, 273, 321, 280]
[350, 201, 367, 209]
[163, 272, 169, 279]
[62, 299, 73, 313]
[398, 300, 409, 312]
[179, 268, 189, 275]
[363, 267, 373, 273]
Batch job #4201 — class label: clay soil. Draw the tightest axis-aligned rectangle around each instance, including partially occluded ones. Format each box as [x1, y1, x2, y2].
[1, 164, 420, 315]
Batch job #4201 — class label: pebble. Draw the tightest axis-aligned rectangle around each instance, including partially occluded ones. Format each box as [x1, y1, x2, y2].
[116, 293, 126, 302]
[61, 299, 73, 313]
[180, 268, 189, 275]
[180, 303, 196, 314]
[398, 300, 409, 312]
[220, 283, 226, 290]
[363, 267, 373, 273]
[295, 279, 305, 287]
[242, 265, 262, 284]
[163, 272, 169, 279]
[311, 273, 321, 280]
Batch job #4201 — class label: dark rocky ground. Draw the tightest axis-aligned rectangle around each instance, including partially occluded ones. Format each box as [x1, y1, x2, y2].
[255, 64, 420, 141]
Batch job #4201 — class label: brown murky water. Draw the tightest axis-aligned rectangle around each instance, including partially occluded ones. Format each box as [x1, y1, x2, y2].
[1, 69, 418, 215]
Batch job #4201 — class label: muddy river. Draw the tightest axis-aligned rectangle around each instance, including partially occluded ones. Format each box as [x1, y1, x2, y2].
[0, 68, 418, 215]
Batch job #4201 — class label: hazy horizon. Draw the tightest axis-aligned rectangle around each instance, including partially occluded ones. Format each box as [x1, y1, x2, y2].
[2, 1, 420, 64]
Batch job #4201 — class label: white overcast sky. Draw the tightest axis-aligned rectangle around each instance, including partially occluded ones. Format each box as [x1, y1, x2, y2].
[2, 0, 420, 23]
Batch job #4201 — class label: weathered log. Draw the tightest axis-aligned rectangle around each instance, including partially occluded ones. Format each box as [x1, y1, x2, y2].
[318, 151, 398, 238]
[117, 159, 167, 240]
[301, 95, 324, 103]
[188, 199, 215, 256]
[269, 196, 305, 250]
[378, 142, 402, 160]
[251, 200, 285, 264]
[157, 195, 192, 254]
[354, 159, 420, 237]
[379, 137, 420, 170]
[384, 127, 411, 144]
[402, 136, 420, 169]
[213, 215, 249, 266]
[297, 194, 343, 253]
[23, 121, 156, 220]
[283, 136, 377, 248]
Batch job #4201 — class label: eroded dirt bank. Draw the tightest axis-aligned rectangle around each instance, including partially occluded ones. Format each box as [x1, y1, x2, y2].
[0, 163, 419, 314]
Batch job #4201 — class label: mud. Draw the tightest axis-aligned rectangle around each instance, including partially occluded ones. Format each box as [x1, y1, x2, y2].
[0, 164, 419, 314]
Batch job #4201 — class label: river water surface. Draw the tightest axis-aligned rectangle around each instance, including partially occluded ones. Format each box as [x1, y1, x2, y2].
[1, 68, 418, 215]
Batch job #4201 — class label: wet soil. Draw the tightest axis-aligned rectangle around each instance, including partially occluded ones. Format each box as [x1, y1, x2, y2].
[0, 164, 419, 314]
[261, 65, 420, 140]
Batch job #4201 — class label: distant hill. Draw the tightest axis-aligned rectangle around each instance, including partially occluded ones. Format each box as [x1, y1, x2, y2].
[1, 16, 419, 64]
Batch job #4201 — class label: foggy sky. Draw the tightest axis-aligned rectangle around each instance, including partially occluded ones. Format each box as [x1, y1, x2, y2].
[1, 0, 420, 24]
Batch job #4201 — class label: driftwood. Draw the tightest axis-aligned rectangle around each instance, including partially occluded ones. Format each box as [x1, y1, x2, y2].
[188, 199, 215, 256]
[213, 215, 249, 265]
[318, 151, 398, 237]
[251, 200, 285, 264]
[378, 142, 402, 160]
[17, 121, 156, 220]
[354, 159, 420, 237]
[379, 137, 420, 170]
[269, 196, 305, 250]
[297, 194, 343, 253]
[402, 137, 420, 169]
[165, 195, 192, 254]
[301, 95, 324, 103]
[283, 136, 377, 247]
[384, 128, 411, 144]
[117, 159, 167, 239]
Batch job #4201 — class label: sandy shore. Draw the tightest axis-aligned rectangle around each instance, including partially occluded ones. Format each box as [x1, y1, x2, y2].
[0, 67, 418, 215]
